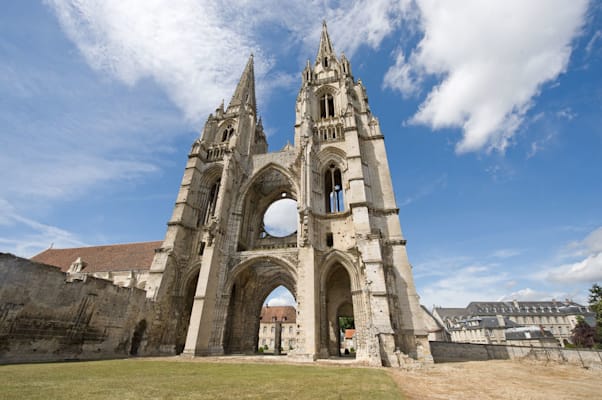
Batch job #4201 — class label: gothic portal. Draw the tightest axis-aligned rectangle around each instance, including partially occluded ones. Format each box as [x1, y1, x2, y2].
[145, 23, 431, 366]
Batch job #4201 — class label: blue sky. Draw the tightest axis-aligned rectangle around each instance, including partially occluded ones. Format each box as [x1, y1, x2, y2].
[1, 1, 601, 308]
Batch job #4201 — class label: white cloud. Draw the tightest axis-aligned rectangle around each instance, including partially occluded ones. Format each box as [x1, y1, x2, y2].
[417, 262, 514, 307]
[47, 0, 268, 123]
[498, 288, 554, 302]
[267, 295, 296, 307]
[583, 226, 602, 253]
[384, 0, 589, 154]
[0, 198, 85, 257]
[265, 285, 296, 307]
[546, 253, 602, 284]
[263, 199, 297, 237]
[539, 226, 602, 284]
[46, 0, 411, 124]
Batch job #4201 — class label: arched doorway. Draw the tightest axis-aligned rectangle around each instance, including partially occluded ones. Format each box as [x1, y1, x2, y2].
[257, 286, 297, 355]
[175, 270, 199, 354]
[323, 263, 355, 357]
[222, 258, 296, 354]
[337, 302, 355, 357]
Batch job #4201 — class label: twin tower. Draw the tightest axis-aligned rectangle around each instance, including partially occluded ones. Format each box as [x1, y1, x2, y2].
[145, 23, 431, 366]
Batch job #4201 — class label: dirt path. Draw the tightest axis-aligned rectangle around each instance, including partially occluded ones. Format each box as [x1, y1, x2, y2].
[389, 360, 601, 400]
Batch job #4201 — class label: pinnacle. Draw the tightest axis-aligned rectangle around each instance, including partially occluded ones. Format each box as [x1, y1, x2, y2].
[228, 54, 256, 111]
[316, 20, 335, 63]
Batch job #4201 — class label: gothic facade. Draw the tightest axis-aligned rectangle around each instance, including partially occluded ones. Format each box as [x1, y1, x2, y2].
[145, 23, 431, 366]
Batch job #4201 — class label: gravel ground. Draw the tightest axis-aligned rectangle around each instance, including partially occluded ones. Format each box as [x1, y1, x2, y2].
[389, 359, 601, 400]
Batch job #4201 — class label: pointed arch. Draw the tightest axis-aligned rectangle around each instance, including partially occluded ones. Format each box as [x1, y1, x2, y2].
[225, 255, 298, 295]
[235, 162, 300, 213]
[320, 250, 362, 292]
[218, 120, 236, 142]
[222, 255, 298, 354]
[196, 165, 224, 227]
[235, 163, 300, 251]
[315, 86, 338, 120]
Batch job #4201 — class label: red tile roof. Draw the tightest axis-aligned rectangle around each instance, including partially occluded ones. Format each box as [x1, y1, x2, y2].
[344, 329, 355, 339]
[260, 306, 296, 323]
[30, 241, 162, 273]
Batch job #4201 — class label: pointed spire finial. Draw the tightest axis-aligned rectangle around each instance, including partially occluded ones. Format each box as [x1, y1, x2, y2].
[228, 54, 256, 112]
[316, 20, 335, 64]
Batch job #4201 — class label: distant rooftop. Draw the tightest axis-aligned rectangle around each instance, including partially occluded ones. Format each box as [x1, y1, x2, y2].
[30, 241, 162, 273]
[260, 305, 296, 323]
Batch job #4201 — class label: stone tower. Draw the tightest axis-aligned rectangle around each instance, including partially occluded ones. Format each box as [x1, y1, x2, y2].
[145, 22, 431, 366]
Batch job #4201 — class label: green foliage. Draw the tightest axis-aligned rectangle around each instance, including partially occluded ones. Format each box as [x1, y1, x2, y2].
[258, 347, 264, 353]
[338, 316, 355, 331]
[571, 316, 597, 348]
[588, 283, 602, 343]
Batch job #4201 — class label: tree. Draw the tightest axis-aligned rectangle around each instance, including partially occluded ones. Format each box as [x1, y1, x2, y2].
[571, 316, 597, 348]
[588, 283, 602, 344]
[338, 316, 355, 332]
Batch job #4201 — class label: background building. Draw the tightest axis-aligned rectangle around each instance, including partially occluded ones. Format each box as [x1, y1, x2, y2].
[258, 305, 296, 353]
[31, 241, 160, 289]
[433, 300, 595, 346]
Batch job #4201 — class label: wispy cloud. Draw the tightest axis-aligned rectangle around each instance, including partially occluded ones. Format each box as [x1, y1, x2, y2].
[0, 198, 85, 257]
[384, 0, 589, 154]
[46, 1, 411, 124]
[496, 287, 580, 303]
[585, 30, 601, 55]
[399, 173, 447, 207]
[527, 132, 557, 159]
[490, 248, 522, 259]
[536, 226, 602, 284]
[418, 262, 513, 308]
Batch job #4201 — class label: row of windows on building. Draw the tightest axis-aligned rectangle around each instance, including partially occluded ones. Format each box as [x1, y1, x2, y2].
[480, 306, 587, 313]
[261, 338, 296, 348]
[262, 325, 295, 334]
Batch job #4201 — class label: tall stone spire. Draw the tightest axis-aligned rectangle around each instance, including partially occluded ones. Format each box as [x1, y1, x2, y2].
[316, 21, 335, 64]
[228, 54, 256, 111]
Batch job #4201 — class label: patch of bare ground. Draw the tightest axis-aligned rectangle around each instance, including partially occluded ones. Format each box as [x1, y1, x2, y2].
[389, 360, 601, 400]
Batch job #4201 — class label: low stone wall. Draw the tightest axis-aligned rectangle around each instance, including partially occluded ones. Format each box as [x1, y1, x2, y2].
[0, 253, 154, 364]
[430, 341, 602, 369]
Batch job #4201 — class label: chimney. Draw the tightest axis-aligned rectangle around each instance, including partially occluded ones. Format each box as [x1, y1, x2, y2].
[496, 315, 505, 328]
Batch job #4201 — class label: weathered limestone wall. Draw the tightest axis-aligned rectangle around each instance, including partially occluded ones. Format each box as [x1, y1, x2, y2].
[0, 253, 154, 364]
[430, 341, 602, 369]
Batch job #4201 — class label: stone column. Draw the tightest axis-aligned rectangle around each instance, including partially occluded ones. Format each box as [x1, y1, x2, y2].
[274, 321, 282, 355]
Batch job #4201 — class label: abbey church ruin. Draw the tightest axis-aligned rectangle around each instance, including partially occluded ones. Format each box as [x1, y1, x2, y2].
[1, 23, 431, 366]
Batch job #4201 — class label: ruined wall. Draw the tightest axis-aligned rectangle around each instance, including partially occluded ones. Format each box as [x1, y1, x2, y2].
[0, 253, 155, 364]
[430, 341, 602, 369]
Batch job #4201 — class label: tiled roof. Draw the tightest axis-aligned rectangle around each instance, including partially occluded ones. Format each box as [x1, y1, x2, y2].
[344, 329, 355, 339]
[260, 306, 296, 323]
[433, 307, 469, 319]
[30, 241, 162, 273]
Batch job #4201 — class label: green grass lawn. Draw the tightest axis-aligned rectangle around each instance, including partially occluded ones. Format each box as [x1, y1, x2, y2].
[0, 359, 402, 399]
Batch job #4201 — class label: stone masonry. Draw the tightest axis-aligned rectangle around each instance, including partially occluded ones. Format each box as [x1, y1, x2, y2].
[145, 22, 432, 366]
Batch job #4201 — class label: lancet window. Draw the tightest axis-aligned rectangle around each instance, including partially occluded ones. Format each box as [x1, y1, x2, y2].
[325, 164, 344, 213]
[221, 125, 234, 142]
[319, 94, 335, 119]
[198, 179, 221, 226]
